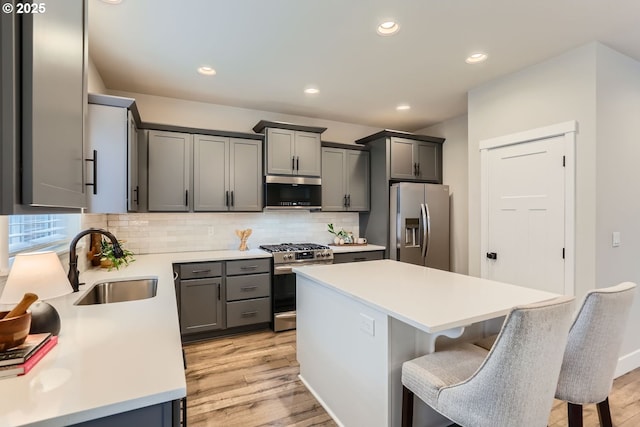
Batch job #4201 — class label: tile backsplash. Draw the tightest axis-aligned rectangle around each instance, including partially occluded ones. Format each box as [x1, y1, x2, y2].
[104, 211, 360, 254]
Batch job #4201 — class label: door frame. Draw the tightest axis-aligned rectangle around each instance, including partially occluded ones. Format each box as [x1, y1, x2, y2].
[479, 121, 576, 296]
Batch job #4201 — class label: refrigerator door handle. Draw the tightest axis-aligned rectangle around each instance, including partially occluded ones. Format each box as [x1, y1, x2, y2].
[421, 203, 431, 260]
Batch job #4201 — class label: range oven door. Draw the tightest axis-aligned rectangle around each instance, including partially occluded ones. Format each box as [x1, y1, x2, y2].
[272, 266, 297, 332]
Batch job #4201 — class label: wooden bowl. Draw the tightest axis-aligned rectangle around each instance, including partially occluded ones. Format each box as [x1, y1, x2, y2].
[0, 311, 32, 352]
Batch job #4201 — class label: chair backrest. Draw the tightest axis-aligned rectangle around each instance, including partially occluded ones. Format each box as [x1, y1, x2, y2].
[556, 282, 637, 404]
[438, 296, 575, 427]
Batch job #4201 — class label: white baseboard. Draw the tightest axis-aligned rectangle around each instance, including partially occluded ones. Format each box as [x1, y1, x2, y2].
[615, 348, 640, 378]
[298, 374, 344, 427]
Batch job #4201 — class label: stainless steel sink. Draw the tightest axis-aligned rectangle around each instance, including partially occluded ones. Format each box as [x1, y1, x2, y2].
[74, 277, 158, 305]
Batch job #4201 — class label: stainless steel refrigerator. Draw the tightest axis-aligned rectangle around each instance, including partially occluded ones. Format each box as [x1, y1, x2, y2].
[389, 182, 450, 270]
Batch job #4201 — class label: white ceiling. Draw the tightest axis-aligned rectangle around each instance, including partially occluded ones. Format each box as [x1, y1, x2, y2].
[89, 0, 640, 131]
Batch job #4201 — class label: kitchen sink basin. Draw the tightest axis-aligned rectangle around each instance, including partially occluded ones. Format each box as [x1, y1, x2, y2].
[74, 277, 158, 305]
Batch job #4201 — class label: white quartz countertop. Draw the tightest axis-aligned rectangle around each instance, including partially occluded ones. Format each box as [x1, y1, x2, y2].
[0, 249, 270, 427]
[293, 259, 561, 334]
[328, 244, 385, 253]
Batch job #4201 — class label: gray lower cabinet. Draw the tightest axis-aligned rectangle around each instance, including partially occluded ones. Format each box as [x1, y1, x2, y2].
[332, 250, 384, 264]
[176, 258, 271, 340]
[193, 135, 262, 211]
[148, 130, 192, 211]
[321, 147, 369, 211]
[178, 262, 224, 334]
[69, 400, 179, 427]
[390, 137, 441, 182]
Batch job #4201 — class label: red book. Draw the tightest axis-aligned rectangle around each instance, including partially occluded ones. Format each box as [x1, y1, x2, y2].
[0, 335, 58, 379]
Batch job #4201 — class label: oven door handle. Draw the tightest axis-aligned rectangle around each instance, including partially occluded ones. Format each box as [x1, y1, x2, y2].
[274, 266, 294, 275]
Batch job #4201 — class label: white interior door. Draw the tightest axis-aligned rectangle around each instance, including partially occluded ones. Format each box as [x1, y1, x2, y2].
[483, 135, 567, 294]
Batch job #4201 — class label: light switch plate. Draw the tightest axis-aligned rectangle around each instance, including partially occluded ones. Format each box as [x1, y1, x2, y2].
[359, 313, 375, 336]
[612, 232, 621, 247]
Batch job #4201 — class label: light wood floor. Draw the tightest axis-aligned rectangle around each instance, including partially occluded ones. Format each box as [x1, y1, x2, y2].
[184, 329, 640, 426]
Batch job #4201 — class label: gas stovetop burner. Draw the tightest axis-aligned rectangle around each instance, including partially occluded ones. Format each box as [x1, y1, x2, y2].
[259, 243, 330, 253]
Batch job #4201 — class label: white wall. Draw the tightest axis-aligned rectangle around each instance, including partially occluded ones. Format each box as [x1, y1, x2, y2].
[87, 56, 107, 94]
[417, 115, 469, 274]
[108, 90, 380, 145]
[594, 45, 640, 359]
[467, 43, 598, 302]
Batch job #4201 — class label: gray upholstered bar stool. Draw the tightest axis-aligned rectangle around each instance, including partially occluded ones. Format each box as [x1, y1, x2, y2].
[555, 282, 637, 427]
[401, 296, 574, 427]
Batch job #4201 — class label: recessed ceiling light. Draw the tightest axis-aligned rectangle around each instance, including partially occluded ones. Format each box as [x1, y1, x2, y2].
[304, 87, 320, 95]
[377, 20, 400, 36]
[100, 0, 122, 4]
[197, 66, 216, 76]
[465, 52, 488, 64]
[396, 104, 411, 111]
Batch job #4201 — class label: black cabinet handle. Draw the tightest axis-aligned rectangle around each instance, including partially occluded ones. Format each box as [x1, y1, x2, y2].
[185, 190, 189, 206]
[240, 265, 258, 270]
[85, 149, 98, 195]
[347, 194, 351, 208]
[230, 190, 234, 207]
[486, 252, 498, 260]
[225, 190, 229, 206]
[343, 194, 347, 207]
[296, 156, 300, 171]
[353, 257, 368, 261]
[417, 163, 421, 176]
[191, 269, 211, 274]
[133, 186, 139, 203]
[292, 156, 295, 171]
[240, 286, 258, 291]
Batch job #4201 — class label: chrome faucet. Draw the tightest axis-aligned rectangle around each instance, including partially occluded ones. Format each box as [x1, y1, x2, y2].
[68, 228, 124, 292]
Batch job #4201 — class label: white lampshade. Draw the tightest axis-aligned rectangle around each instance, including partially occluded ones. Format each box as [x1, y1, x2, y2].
[0, 251, 71, 304]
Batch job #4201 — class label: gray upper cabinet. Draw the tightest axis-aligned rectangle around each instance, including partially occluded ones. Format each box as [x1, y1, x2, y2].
[265, 128, 321, 176]
[254, 121, 326, 177]
[20, 0, 87, 209]
[390, 137, 441, 182]
[148, 130, 191, 211]
[86, 96, 140, 213]
[194, 135, 262, 212]
[321, 147, 369, 211]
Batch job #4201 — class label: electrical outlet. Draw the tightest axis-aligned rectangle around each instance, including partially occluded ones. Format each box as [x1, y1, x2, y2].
[207, 226, 215, 237]
[612, 231, 621, 247]
[359, 313, 375, 336]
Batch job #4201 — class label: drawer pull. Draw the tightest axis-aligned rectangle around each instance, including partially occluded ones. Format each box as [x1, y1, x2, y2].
[353, 257, 368, 261]
[191, 269, 211, 274]
[240, 286, 258, 292]
[241, 311, 258, 318]
[240, 265, 258, 270]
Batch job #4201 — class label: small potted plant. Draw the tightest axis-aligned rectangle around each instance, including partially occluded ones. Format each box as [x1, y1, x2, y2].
[327, 223, 351, 244]
[100, 238, 135, 271]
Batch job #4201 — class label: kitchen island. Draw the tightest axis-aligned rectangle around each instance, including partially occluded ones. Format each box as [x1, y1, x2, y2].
[294, 259, 561, 427]
[0, 249, 269, 427]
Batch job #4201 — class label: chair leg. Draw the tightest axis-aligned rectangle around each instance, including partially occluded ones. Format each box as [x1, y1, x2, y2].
[402, 386, 414, 427]
[567, 403, 583, 427]
[597, 398, 613, 427]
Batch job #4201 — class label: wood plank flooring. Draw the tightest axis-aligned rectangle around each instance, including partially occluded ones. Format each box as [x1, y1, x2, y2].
[184, 329, 640, 426]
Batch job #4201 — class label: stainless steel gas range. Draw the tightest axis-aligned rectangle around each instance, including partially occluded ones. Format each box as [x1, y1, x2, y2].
[259, 243, 333, 331]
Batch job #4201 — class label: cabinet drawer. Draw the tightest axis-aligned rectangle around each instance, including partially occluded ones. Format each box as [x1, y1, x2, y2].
[333, 251, 384, 264]
[179, 262, 222, 279]
[226, 273, 270, 301]
[226, 298, 271, 327]
[226, 258, 270, 276]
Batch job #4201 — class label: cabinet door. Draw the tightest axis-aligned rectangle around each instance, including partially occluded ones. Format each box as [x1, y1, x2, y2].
[230, 139, 262, 211]
[148, 130, 191, 211]
[127, 111, 139, 212]
[193, 135, 229, 211]
[86, 104, 127, 213]
[266, 128, 295, 175]
[21, 1, 86, 208]
[321, 148, 347, 211]
[346, 150, 369, 211]
[416, 142, 441, 183]
[294, 131, 321, 176]
[180, 278, 223, 334]
[390, 137, 416, 180]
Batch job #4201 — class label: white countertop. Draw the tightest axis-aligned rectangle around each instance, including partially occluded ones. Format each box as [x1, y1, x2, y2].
[328, 244, 385, 253]
[294, 259, 561, 333]
[0, 249, 270, 427]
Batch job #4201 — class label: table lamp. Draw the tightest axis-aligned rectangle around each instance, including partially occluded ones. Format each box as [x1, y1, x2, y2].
[0, 251, 71, 336]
